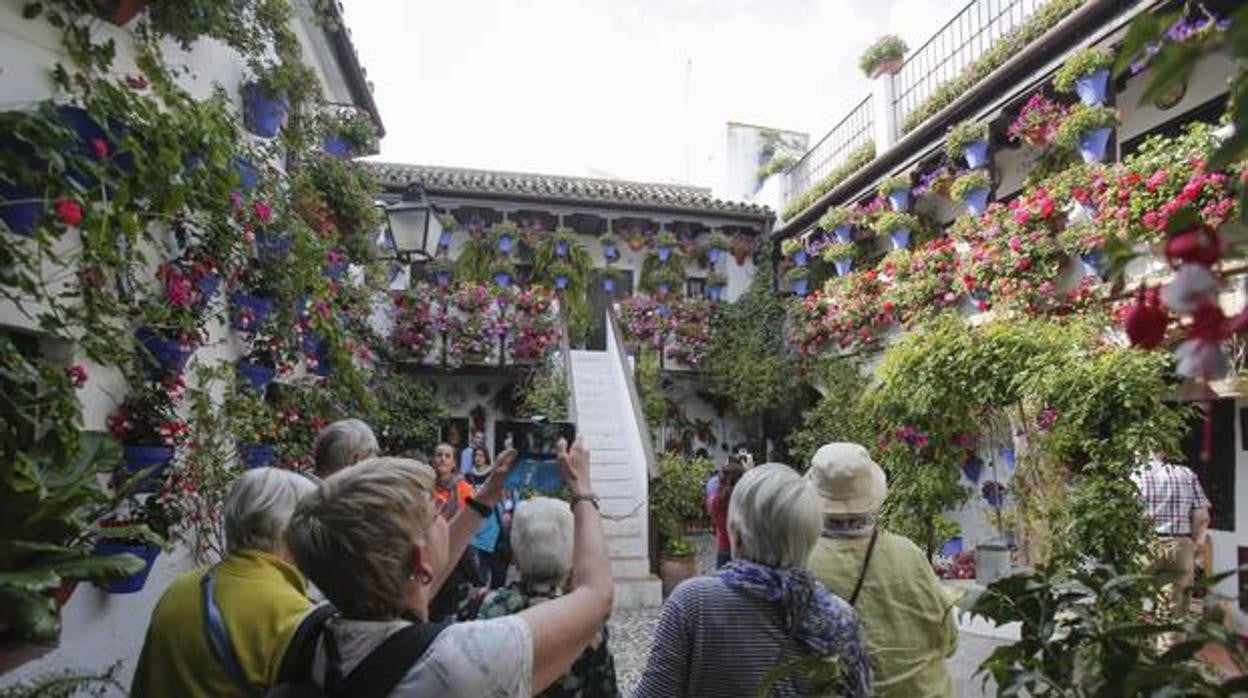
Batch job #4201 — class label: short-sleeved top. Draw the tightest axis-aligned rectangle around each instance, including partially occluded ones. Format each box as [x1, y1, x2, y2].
[435, 479, 475, 519]
[310, 615, 532, 697]
[1131, 462, 1211, 535]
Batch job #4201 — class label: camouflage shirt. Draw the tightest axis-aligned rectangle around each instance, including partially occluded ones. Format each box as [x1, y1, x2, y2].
[465, 582, 619, 698]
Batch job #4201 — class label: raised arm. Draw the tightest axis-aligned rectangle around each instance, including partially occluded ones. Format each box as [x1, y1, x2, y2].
[518, 438, 615, 693]
[433, 449, 517, 595]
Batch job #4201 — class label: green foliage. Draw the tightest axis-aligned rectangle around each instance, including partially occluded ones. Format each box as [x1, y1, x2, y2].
[756, 153, 797, 184]
[782, 141, 875, 220]
[700, 257, 795, 417]
[532, 228, 592, 344]
[871, 211, 918, 235]
[0, 661, 124, 698]
[820, 241, 857, 262]
[1054, 46, 1115, 94]
[368, 369, 444, 455]
[636, 351, 666, 432]
[655, 230, 677, 248]
[456, 233, 497, 284]
[320, 108, 378, 153]
[858, 34, 908, 75]
[705, 231, 730, 251]
[783, 266, 809, 282]
[949, 170, 992, 201]
[786, 359, 870, 470]
[817, 207, 852, 232]
[780, 237, 804, 258]
[513, 359, 570, 422]
[1054, 104, 1120, 151]
[945, 120, 989, 160]
[651, 454, 714, 556]
[877, 174, 911, 197]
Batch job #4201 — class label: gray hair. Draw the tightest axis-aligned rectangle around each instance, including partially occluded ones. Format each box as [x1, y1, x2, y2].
[510, 497, 574, 584]
[728, 463, 822, 569]
[223, 467, 318, 554]
[313, 419, 379, 478]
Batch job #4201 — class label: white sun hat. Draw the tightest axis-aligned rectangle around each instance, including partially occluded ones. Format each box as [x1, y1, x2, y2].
[805, 442, 888, 517]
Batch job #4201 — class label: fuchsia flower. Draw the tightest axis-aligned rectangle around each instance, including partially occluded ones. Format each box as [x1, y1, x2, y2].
[253, 200, 273, 223]
[54, 198, 83, 227]
[1035, 407, 1058, 431]
[91, 138, 109, 159]
[67, 364, 88, 388]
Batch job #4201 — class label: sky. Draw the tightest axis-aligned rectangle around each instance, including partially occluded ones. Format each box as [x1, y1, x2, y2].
[345, 0, 965, 193]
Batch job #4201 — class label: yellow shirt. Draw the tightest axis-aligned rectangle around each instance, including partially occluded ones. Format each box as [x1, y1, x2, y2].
[131, 549, 312, 698]
[808, 530, 958, 698]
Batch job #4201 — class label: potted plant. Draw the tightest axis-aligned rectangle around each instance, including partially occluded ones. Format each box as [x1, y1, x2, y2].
[1007, 93, 1068, 147]
[229, 290, 275, 333]
[428, 257, 455, 288]
[492, 221, 519, 254]
[321, 109, 378, 158]
[224, 393, 282, 470]
[599, 231, 621, 261]
[650, 455, 713, 596]
[490, 258, 516, 288]
[93, 502, 169, 595]
[548, 260, 574, 291]
[1055, 104, 1119, 163]
[784, 266, 810, 296]
[879, 174, 912, 212]
[106, 386, 186, 493]
[873, 211, 919, 250]
[601, 266, 626, 293]
[705, 231, 731, 266]
[1054, 47, 1115, 106]
[859, 35, 908, 78]
[962, 453, 984, 482]
[242, 72, 290, 139]
[950, 170, 993, 216]
[822, 241, 857, 277]
[236, 339, 282, 395]
[706, 270, 727, 301]
[818, 207, 854, 243]
[730, 232, 758, 265]
[654, 230, 677, 262]
[552, 226, 578, 258]
[1058, 223, 1108, 278]
[780, 236, 808, 267]
[650, 267, 683, 296]
[946, 120, 991, 169]
[134, 326, 196, 380]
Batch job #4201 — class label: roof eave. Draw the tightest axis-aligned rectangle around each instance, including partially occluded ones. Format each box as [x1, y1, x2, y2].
[322, 5, 385, 139]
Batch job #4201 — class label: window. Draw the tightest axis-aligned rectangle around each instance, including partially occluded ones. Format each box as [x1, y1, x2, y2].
[686, 277, 706, 300]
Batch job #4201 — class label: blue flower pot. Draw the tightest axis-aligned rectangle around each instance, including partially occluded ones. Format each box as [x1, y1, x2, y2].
[93, 542, 160, 594]
[983, 485, 1006, 508]
[302, 331, 324, 356]
[236, 360, 276, 394]
[658, 303, 670, 317]
[118, 445, 176, 494]
[939, 536, 964, 558]
[230, 292, 274, 332]
[889, 228, 911, 250]
[657, 245, 671, 262]
[0, 179, 42, 236]
[834, 257, 853, 277]
[326, 261, 348, 281]
[242, 82, 289, 138]
[834, 225, 853, 244]
[792, 249, 808, 267]
[498, 233, 513, 253]
[493, 272, 512, 288]
[603, 242, 618, 260]
[603, 277, 615, 292]
[232, 157, 259, 192]
[962, 455, 984, 483]
[657, 281, 671, 295]
[554, 275, 569, 290]
[60, 105, 108, 189]
[240, 443, 277, 469]
[1074, 68, 1110, 106]
[435, 271, 452, 287]
[1078, 128, 1112, 164]
[438, 230, 453, 248]
[555, 240, 569, 257]
[309, 348, 332, 377]
[962, 139, 990, 169]
[193, 272, 220, 313]
[323, 136, 352, 159]
[792, 278, 809, 296]
[106, 118, 134, 175]
[887, 188, 911, 212]
[963, 188, 990, 217]
[255, 232, 291, 261]
[1080, 250, 1106, 277]
[135, 327, 194, 379]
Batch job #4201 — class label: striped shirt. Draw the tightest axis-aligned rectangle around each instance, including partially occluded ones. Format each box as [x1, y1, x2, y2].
[1131, 462, 1210, 536]
[633, 576, 868, 697]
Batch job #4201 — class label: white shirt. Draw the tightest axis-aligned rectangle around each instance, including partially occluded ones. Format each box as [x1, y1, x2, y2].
[311, 615, 532, 697]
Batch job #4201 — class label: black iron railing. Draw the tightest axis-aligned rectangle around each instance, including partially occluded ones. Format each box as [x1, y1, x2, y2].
[786, 96, 874, 202]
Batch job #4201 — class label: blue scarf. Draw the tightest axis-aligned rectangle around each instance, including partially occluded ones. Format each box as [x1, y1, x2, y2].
[716, 559, 871, 693]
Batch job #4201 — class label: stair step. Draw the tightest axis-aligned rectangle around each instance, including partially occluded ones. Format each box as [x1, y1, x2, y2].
[609, 556, 653, 578]
[605, 533, 649, 557]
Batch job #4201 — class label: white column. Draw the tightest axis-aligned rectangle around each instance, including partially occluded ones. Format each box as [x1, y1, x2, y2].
[872, 72, 899, 152]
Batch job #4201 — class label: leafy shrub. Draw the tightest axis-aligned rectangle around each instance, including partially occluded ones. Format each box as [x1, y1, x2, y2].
[782, 142, 875, 220]
[1053, 47, 1115, 94]
[651, 454, 715, 556]
[859, 35, 908, 76]
[872, 211, 918, 235]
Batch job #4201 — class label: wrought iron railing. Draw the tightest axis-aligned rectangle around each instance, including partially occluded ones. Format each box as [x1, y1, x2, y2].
[786, 96, 874, 203]
[892, 0, 1047, 131]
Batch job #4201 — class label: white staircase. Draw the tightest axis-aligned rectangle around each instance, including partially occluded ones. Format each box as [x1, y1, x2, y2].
[568, 345, 663, 608]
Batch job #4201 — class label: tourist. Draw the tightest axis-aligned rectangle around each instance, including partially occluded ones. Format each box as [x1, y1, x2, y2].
[462, 496, 619, 697]
[710, 456, 746, 568]
[433, 442, 474, 516]
[466, 447, 507, 588]
[634, 463, 871, 697]
[805, 443, 957, 697]
[131, 468, 318, 697]
[312, 418, 379, 480]
[459, 429, 487, 475]
[430, 442, 482, 619]
[284, 440, 614, 696]
[1132, 451, 1211, 618]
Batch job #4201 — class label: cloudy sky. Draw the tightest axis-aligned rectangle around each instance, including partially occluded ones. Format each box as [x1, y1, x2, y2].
[346, 0, 964, 192]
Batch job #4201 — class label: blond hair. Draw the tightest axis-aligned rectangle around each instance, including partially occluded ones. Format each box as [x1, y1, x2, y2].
[287, 457, 437, 619]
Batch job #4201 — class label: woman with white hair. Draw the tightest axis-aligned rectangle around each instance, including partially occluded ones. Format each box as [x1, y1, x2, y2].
[283, 439, 614, 696]
[461, 497, 618, 696]
[806, 443, 957, 697]
[635, 463, 871, 697]
[132, 467, 318, 697]
[312, 418, 379, 479]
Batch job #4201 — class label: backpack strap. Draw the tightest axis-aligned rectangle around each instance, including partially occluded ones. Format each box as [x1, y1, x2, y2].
[276, 603, 339, 684]
[337, 622, 448, 698]
[848, 527, 880, 607]
[201, 567, 261, 697]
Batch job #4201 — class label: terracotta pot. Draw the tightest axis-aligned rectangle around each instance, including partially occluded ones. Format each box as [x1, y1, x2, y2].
[94, 0, 147, 25]
[658, 553, 697, 597]
[868, 56, 904, 79]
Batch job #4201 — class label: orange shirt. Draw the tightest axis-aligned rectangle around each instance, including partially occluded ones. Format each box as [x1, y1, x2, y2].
[435, 479, 474, 518]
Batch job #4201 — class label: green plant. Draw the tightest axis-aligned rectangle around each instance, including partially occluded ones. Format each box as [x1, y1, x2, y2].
[756, 153, 797, 183]
[513, 358, 570, 422]
[1054, 46, 1115, 94]
[858, 35, 908, 76]
[598, 230, 620, 249]
[368, 369, 444, 455]
[878, 174, 911, 197]
[872, 211, 918, 235]
[780, 237, 804, 258]
[1053, 104, 1120, 151]
[1057, 222, 1106, 255]
[0, 662, 125, 697]
[821, 241, 856, 262]
[635, 350, 667, 432]
[949, 170, 992, 201]
[492, 220, 520, 248]
[783, 266, 809, 283]
[650, 454, 715, 556]
[705, 231, 731, 251]
[944, 120, 989, 160]
[781, 141, 875, 220]
[321, 108, 378, 153]
[817, 207, 852, 232]
[532, 228, 592, 343]
[489, 258, 517, 281]
[655, 230, 677, 248]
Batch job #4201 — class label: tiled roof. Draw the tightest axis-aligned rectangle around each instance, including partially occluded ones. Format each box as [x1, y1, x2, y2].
[368, 162, 772, 219]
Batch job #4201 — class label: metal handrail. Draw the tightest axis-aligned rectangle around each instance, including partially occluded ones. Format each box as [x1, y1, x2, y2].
[605, 304, 659, 480]
[787, 96, 874, 202]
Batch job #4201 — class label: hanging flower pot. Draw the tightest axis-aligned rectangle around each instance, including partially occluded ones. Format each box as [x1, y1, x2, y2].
[229, 292, 274, 332]
[962, 140, 990, 169]
[242, 82, 290, 139]
[962, 455, 984, 483]
[657, 245, 672, 262]
[1077, 128, 1112, 163]
[791, 278, 809, 296]
[236, 360, 276, 395]
[93, 541, 160, 594]
[59, 106, 109, 189]
[240, 443, 277, 469]
[939, 536, 964, 558]
[951, 170, 992, 218]
[602, 241, 618, 261]
[834, 257, 854, 277]
[193, 272, 220, 313]
[498, 232, 514, 253]
[792, 249, 808, 267]
[493, 271, 513, 288]
[999, 448, 1016, 472]
[658, 303, 671, 317]
[887, 189, 910, 211]
[962, 189, 990, 216]
[982, 480, 1007, 508]
[656, 281, 671, 296]
[554, 275, 569, 290]
[135, 327, 194, 379]
[0, 179, 43, 236]
[555, 240, 569, 257]
[888, 228, 911, 250]
[602, 276, 615, 292]
[834, 225, 853, 244]
[434, 270, 452, 287]
[232, 157, 259, 192]
[117, 444, 176, 493]
[1079, 250, 1107, 277]
[255, 232, 291, 261]
[1074, 68, 1110, 106]
[323, 136, 352, 159]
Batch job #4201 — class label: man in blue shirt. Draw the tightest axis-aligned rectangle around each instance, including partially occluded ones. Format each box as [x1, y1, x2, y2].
[459, 429, 486, 475]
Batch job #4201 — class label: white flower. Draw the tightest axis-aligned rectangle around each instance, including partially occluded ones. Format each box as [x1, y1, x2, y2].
[1175, 338, 1229, 380]
[1160, 264, 1220, 314]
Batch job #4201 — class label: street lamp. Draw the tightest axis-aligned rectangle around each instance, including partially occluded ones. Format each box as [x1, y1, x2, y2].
[378, 187, 444, 262]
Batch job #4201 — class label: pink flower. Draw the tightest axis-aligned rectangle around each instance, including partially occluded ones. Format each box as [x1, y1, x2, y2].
[253, 200, 273, 223]
[66, 364, 88, 388]
[91, 138, 109, 159]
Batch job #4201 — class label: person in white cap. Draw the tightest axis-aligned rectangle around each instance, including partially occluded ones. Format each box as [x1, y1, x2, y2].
[805, 443, 957, 698]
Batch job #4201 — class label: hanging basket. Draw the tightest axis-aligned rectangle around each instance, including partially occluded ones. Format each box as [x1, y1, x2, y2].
[236, 360, 276, 395]
[792, 249, 808, 267]
[834, 258, 853, 277]
[229, 292, 275, 332]
[0, 180, 43, 236]
[242, 82, 290, 139]
[962, 140, 990, 169]
[658, 245, 672, 262]
[1074, 68, 1110, 106]
[962, 188, 991, 217]
[888, 228, 911, 251]
[93, 542, 160, 594]
[135, 327, 194, 379]
[322, 136, 352, 159]
[1078, 128, 1112, 163]
[962, 455, 984, 483]
[886, 188, 911, 212]
[1079, 250, 1107, 278]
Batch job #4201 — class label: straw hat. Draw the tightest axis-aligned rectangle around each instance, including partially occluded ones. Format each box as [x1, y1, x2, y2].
[805, 443, 887, 517]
